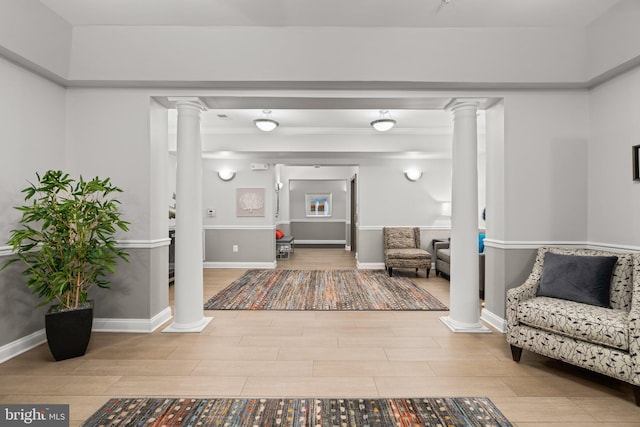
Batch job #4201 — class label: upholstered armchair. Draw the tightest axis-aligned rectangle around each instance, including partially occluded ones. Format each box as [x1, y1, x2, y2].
[382, 227, 431, 277]
[506, 246, 640, 405]
[435, 240, 485, 298]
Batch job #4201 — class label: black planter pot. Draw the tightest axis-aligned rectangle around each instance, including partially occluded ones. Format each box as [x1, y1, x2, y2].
[45, 300, 94, 361]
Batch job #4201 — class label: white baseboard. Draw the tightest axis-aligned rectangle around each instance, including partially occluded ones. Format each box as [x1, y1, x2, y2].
[295, 240, 346, 245]
[93, 306, 173, 333]
[480, 308, 507, 333]
[0, 329, 46, 364]
[357, 262, 385, 270]
[203, 262, 276, 269]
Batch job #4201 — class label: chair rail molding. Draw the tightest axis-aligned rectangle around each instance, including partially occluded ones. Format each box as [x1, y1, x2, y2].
[484, 239, 640, 252]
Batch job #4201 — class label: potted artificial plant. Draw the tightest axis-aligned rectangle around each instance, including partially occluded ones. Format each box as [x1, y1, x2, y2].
[2, 170, 129, 361]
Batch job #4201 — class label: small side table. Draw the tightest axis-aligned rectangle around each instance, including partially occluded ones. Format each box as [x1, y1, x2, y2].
[276, 235, 295, 259]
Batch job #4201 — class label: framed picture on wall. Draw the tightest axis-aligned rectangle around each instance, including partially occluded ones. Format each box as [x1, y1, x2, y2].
[305, 193, 332, 217]
[237, 188, 265, 217]
[633, 145, 640, 181]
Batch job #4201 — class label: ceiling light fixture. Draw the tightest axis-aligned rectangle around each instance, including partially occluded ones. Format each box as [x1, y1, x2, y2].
[254, 109, 279, 132]
[370, 110, 396, 132]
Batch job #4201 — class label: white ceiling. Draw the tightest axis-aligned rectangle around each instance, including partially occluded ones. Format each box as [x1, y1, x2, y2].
[40, 0, 618, 157]
[39, 0, 620, 28]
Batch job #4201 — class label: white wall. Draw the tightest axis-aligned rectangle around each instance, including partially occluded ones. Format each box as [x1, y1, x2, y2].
[65, 88, 156, 241]
[358, 158, 453, 227]
[588, 66, 640, 248]
[501, 91, 590, 243]
[68, 26, 586, 84]
[0, 0, 71, 79]
[0, 56, 67, 238]
[587, 0, 640, 81]
[0, 55, 67, 346]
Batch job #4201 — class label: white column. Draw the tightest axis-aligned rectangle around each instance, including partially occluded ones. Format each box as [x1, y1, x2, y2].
[163, 98, 212, 333]
[440, 100, 490, 333]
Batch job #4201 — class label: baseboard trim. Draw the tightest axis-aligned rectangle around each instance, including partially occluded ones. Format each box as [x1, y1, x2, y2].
[357, 262, 385, 270]
[0, 329, 46, 364]
[296, 240, 347, 245]
[93, 306, 173, 333]
[203, 261, 276, 269]
[480, 308, 507, 333]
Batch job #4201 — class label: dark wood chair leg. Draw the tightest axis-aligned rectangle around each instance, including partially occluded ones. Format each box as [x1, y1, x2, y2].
[388, 267, 393, 277]
[510, 345, 523, 362]
[426, 267, 430, 278]
[415, 268, 419, 276]
[633, 385, 640, 407]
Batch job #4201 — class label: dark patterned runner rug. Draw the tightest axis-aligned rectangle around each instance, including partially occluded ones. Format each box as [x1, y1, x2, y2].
[82, 397, 512, 426]
[204, 269, 448, 311]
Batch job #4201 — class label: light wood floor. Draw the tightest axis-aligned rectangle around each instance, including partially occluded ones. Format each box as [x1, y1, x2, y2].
[1, 248, 639, 426]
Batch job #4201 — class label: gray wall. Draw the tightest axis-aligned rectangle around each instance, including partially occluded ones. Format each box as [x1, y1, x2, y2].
[204, 228, 275, 264]
[289, 179, 347, 244]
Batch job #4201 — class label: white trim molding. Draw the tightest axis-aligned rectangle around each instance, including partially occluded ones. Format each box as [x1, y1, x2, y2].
[203, 225, 275, 230]
[480, 308, 507, 333]
[93, 306, 173, 333]
[483, 239, 640, 252]
[0, 329, 46, 364]
[0, 245, 13, 257]
[116, 238, 171, 249]
[358, 225, 452, 231]
[204, 261, 276, 269]
[296, 240, 346, 245]
[357, 262, 385, 270]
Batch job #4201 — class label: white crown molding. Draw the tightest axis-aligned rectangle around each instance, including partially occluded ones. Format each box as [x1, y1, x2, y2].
[178, 127, 456, 136]
[93, 307, 173, 333]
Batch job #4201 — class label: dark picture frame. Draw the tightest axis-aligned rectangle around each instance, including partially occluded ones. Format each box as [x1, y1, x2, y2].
[634, 145, 640, 181]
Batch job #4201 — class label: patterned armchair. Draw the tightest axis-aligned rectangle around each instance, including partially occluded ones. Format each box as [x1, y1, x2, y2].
[506, 247, 640, 405]
[382, 227, 431, 278]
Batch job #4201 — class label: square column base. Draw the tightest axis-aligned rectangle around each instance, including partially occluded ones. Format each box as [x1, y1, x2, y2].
[440, 316, 492, 334]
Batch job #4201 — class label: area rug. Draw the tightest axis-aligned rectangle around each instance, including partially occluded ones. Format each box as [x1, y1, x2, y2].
[82, 397, 512, 426]
[204, 269, 448, 311]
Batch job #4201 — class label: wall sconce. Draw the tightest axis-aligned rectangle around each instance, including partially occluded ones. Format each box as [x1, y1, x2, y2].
[441, 201, 452, 217]
[404, 169, 422, 181]
[217, 169, 235, 181]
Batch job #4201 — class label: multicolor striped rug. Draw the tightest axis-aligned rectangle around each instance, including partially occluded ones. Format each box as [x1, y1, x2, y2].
[204, 269, 448, 311]
[82, 397, 513, 426]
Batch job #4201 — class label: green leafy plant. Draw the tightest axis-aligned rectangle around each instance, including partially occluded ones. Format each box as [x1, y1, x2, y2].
[2, 170, 130, 311]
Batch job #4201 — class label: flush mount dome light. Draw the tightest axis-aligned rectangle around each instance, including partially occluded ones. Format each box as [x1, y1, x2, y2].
[254, 109, 279, 132]
[370, 110, 396, 132]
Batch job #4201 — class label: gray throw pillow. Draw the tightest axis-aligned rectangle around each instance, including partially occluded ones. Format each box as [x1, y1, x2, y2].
[537, 252, 618, 308]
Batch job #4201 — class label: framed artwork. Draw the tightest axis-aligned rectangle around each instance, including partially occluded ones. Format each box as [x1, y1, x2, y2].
[305, 193, 332, 217]
[633, 145, 640, 181]
[237, 188, 265, 217]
